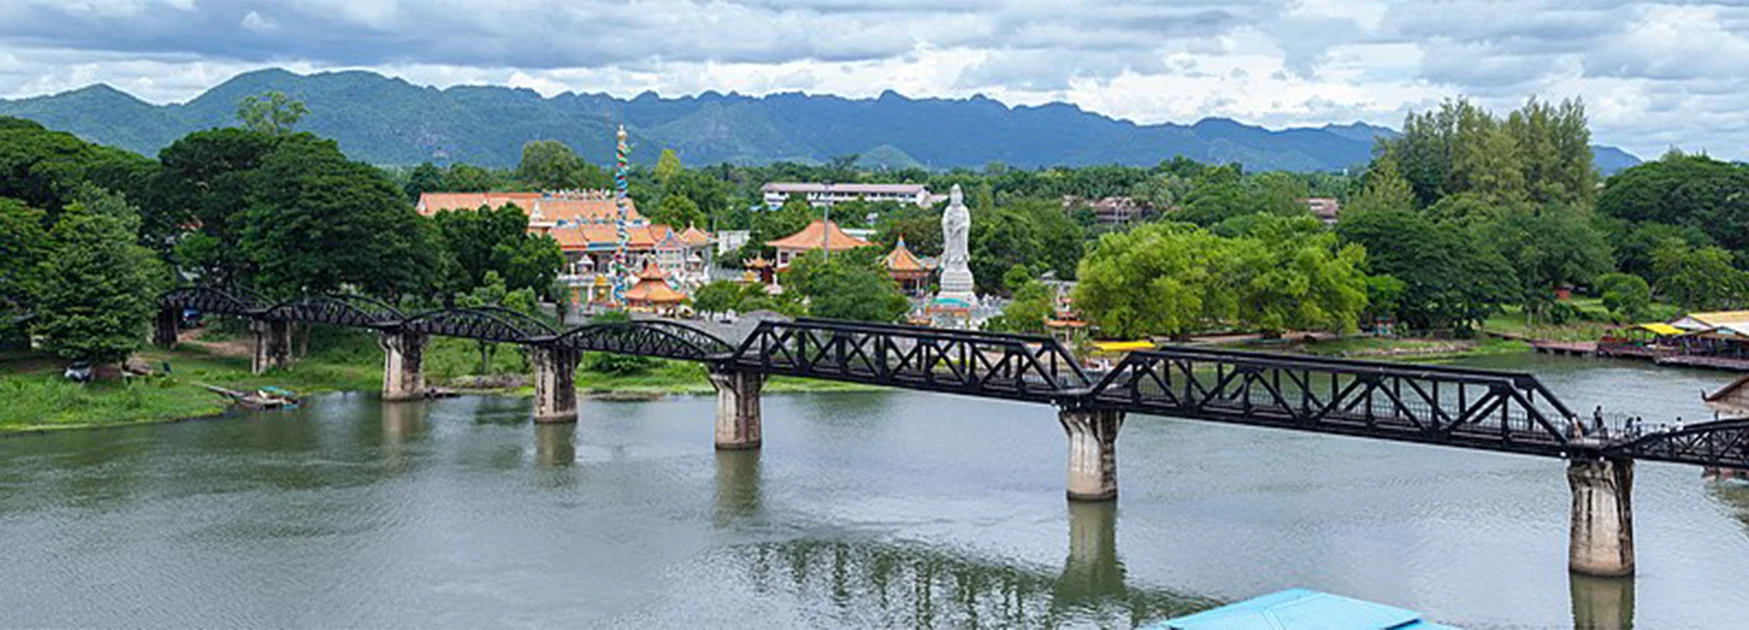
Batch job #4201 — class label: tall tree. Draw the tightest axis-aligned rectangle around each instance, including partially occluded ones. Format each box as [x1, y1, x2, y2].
[1475, 207, 1613, 319]
[1337, 208, 1517, 333]
[1597, 153, 1749, 250]
[31, 187, 166, 366]
[517, 140, 608, 190]
[239, 135, 439, 299]
[0, 198, 49, 319]
[236, 91, 308, 135]
[1347, 151, 1416, 214]
[403, 162, 446, 202]
[1074, 223, 1239, 339]
[784, 249, 908, 323]
[1652, 241, 1749, 310]
[654, 148, 683, 186]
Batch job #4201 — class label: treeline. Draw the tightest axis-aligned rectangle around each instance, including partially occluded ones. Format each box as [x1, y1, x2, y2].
[0, 108, 565, 365]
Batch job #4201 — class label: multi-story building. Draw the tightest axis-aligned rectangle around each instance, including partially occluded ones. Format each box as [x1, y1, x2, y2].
[762, 183, 943, 209]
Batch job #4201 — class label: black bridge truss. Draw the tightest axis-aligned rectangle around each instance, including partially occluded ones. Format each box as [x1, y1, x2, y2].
[726, 318, 1089, 403]
[162, 286, 1749, 469]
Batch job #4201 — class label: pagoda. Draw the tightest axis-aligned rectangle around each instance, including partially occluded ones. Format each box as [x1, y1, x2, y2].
[883, 235, 933, 296]
[624, 259, 686, 314]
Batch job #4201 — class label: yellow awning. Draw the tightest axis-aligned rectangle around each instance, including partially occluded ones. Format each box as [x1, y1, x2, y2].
[1637, 323, 1684, 336]
[1092, 340, 1154, 352]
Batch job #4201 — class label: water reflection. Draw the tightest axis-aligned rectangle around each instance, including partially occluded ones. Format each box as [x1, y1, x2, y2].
[714, 449, 762, 523]
[533, 423, 576, 468]
[1058, 501, 1126, 610]
[727, 503, 1215, 628]
[380, 399, 427, 443]
[1571, 573, 1634, 630]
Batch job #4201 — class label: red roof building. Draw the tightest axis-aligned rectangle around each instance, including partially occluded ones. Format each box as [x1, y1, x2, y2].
[767, 220, 874, 268]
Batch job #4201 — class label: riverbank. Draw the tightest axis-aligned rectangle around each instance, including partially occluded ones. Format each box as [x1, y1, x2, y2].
[0, 329, 872, 434]
[1212, 335, 1531, 362]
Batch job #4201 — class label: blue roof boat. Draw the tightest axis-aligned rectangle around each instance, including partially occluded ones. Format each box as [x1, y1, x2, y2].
[1148, 588, 1460, 630]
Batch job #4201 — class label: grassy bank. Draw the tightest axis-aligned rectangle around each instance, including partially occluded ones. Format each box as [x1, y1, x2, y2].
[1216, 335, 1530, 362]
[0, 327, 874, 433]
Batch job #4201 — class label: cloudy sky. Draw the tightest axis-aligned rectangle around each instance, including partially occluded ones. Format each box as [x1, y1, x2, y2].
[0, 0, 1743, 159]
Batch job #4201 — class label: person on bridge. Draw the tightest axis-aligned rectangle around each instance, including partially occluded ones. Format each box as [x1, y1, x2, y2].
[1592, 406, 1606, 438]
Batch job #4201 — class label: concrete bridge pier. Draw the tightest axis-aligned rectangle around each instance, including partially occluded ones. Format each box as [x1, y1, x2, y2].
[378, 330, 428, 401]
[152, 307, 179, 349]
[249, 319, 293, 374]
[1060, 407, 1125, 501]
[709, 368, 765, 450]
[531, 345, 581, 423]
[1568, 457, 1635, 577]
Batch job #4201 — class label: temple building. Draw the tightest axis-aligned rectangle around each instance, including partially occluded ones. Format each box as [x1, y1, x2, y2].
[417, 190, 712, 306]
[623, 260, 686, 315]
[765, 219, 875, 268]
[883, 236, 935, 296]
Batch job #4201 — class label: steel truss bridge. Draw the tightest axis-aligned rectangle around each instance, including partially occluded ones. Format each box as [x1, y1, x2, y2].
[162, 286, 1749, 470]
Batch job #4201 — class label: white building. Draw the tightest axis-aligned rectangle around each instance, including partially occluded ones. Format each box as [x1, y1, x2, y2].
[762, 182, 944, 209]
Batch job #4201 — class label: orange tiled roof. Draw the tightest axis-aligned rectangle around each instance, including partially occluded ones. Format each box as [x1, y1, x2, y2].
[884, 237, 930, 273]
[679, 224, 712, 247]
[635, 260, 667, 280]
[625, 264, 686, 304]
[767, 220, 873, 251]
[417, 192, 540, 216]
[745, 255, 772, 269]
[549, 224, 663, 251]
[415, 191, 641, 223]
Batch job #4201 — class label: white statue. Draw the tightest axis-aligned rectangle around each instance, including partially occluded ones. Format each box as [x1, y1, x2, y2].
[936, 184, 978, 307]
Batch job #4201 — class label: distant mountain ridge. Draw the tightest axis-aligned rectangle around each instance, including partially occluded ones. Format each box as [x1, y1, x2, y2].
[0, 68, 1642, 174]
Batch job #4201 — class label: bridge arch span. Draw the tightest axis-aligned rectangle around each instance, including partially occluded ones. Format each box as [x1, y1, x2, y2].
[551, 320, 734, 361]
[395, 306, 557, 344]
[262, 294, 405, 328]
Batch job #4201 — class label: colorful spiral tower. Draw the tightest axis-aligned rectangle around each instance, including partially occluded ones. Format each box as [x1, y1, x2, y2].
[611, 125, 631, 306]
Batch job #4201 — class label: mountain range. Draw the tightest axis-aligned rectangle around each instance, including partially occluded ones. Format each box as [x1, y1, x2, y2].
[0, 68, 1643, 174]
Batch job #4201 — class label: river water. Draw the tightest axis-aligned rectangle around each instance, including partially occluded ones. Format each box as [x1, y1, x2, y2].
[3, 354, 1747, 629]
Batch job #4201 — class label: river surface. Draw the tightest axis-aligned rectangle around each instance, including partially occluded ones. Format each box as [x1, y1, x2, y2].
[3, 354, 1748, 629]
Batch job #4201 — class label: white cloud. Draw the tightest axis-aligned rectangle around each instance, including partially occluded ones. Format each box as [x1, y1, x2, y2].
[0, 0, 1743, 159]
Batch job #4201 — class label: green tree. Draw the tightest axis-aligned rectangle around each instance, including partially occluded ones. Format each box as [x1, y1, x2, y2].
[31, 187, 166, 366]
[236, 91, 308, 135]
[517, 140, 608, 190]
[785, 250, 909, 322]
[651, 194, 706, 228]
[1652, 241, 1749, 310]
[0, 198, 49, 319]
[443, 163, 506, 192]
[1348, 151, 1416, 214]
[150, 127, 282, 281]
[1337, 208, 1517, 333]
[1475, 208, 1614, 320]
[430, 203, 562, 297]
[654, 148, 683, 185]
[985, 278, 1052, 334]
[403, 162, 446, 202]
[1595, 272, 1652, 322]
[691, 281, 743, 317]
[239, 135, 440, 299]
[1074, 223, 1238, 339]
[0, 116, 155, 226]
[1597, 153, 1749, 250]
[1227, 216, 1369, 335]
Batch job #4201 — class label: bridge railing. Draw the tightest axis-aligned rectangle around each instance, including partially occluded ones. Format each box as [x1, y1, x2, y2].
[1605, 418, 1749, 467]
[728, 318, 1091, 402]
[1089, 346, 1579, 457]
